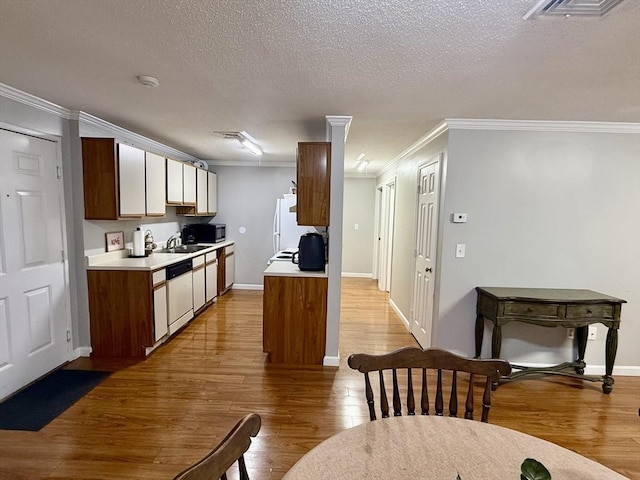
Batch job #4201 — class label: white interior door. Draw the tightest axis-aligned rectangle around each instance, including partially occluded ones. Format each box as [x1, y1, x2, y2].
[378, 180, 395, 292]
[411, 159, 440, 348]
[0, 129, 70, 400]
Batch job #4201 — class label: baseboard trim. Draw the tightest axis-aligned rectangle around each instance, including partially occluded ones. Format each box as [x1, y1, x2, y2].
[72, 347, 92, 359]
[323, 355, 340, 367]
[232, 283, 263, 291]
[389, 299, 410, 330]
[341, 272, 372, 278]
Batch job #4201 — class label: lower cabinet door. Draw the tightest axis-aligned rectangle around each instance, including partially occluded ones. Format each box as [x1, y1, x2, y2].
[193, 266, 206, 311]
[153, 284, 168, 341]
[206, 260, 218, 302]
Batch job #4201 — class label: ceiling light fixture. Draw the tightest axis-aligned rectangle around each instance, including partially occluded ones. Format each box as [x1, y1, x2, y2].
[357, 159, 369, 173]
[238, 131, 262, 156]
[136, 75, 160, 88]
[523, 0, 626, 19]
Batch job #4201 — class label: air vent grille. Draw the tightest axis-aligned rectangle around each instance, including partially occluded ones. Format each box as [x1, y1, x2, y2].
[524, 0, 626, 19]
[214, 131, 243, 140]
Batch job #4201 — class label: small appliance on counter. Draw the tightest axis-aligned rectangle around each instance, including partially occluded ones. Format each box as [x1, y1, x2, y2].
[182, 223, 226, 244]
[292, 232, 325, 271]
[144, 230, 156, 255]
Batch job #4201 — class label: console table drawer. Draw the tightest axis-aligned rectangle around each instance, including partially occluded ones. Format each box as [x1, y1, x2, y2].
[503, 302, 561, 317]
[566, 304, 613, 318]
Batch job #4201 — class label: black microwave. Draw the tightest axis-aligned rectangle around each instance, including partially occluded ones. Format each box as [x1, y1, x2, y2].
[182, 223, 226, 244]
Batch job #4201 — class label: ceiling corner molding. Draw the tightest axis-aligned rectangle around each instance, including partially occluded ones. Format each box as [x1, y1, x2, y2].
[74, 110, 201, 163]
[207, 159, 296, 168]
[377, 120, 450, 178]
[444, 118, 640, 134]
[326, 115, 353, 142]
[344, 172, 377, 179]
[0, 83, 71, 119]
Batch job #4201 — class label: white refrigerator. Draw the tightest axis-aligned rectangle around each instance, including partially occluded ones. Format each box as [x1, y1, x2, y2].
[273, 195, 316, 254]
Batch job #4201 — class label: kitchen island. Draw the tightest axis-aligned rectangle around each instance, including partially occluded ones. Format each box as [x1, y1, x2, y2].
[263, 261, 328, 365]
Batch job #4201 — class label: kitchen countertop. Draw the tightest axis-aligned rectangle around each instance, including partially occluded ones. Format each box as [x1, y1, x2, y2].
[264, 260, 328, 278]
[86, 240, 234, 271]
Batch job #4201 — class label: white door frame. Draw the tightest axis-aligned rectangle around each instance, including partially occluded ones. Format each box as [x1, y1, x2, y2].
[0, 123, 73, 394]
[372, 186, 383, 281]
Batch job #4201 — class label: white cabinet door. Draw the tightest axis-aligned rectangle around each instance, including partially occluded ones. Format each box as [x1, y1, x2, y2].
[225, 252, 235, 289]
[193, 266, 206, 312]
[118, 144, 145, 216]
[205, 259, 218, 303]
[196, 168, 208, 215]
[207, 171, 217, 215]
[183, 163, 196, 205]
[153, 284, 168, 341]
[166, 158, 183, 204]
[145, 152, 166, 216]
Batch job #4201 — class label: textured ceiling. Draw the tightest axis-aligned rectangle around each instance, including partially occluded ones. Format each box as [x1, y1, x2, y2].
[1, 0, 639, 174]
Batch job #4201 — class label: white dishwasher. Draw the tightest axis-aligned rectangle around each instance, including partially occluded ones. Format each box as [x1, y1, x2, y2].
[166, 258, 194, 335]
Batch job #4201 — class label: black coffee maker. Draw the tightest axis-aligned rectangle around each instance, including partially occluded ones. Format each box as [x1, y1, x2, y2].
[292, 233, 325, 271]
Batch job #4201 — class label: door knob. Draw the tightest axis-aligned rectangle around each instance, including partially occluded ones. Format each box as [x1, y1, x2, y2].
[425, 267, 432, 273]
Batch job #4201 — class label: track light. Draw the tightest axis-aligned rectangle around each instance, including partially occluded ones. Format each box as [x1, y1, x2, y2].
[238, 131, 262, 156]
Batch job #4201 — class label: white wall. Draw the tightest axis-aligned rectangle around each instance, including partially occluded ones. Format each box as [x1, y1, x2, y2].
[439, 128, 640, 368]
[211, 165, 297, 286]
[342, 177, 376, 276]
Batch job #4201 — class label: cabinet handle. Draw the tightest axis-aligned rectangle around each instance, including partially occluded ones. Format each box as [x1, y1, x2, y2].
[425, 267, 432, 273]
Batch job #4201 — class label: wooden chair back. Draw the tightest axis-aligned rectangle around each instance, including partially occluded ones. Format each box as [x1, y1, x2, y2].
[348, 347, 511, 423]
[173, 413, 261, 480]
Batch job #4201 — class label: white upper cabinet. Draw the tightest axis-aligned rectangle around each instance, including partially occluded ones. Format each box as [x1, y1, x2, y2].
[145, 152, 166, 216]
[166, 158, 183, 204]
[118, 144, 146, 217]
[207, 171, 217, 215]
[183, 163, 197, 205]
[196, 168, 208, 215]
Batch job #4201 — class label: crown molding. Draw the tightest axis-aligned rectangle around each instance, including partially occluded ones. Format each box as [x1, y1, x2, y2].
[344, 172, 377, 179]
[0, 83, 72, 119]
[207, 159, 296, 168]
[326, 115, 353, 142]
[71, 111, 201, 163]
[444, 118, 640, 134]
[377, 120, 449, 178]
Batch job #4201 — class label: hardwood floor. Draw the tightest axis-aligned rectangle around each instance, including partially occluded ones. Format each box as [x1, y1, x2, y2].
[0, 278, 638, 479]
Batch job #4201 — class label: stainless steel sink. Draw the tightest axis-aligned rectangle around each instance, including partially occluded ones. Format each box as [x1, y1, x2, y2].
[156, 245, 211, 254]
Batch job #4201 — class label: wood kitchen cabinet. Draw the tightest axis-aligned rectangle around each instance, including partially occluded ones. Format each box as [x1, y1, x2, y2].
[176, 167, 216, 216]
[207, 171, 218, 215]
[166, 158, 184, 204]
[296, 142, 331, 226]
[192, 254, 206, 313]
[183, 163, 197, 205]
[82, 138, 167, 219]
[217, 244, 235, 296]
[263, 275, 328, 364]
[196, 168, 208, 215]
[205, 251, 218, 304]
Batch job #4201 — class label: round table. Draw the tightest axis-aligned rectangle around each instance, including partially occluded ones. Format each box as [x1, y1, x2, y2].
[283, 416, 627, 479]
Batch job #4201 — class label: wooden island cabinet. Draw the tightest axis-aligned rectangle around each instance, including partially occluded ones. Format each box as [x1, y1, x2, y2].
[263, 262, 328, 365]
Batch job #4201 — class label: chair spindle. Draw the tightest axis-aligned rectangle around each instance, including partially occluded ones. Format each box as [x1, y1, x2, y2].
[379, 370, 389, 418]
[421, 369, 429, 415]
[435, 369, 444, 415]
[465, 373, 475, 420]
[407, 368, 415, 415]
[449, 370, 458, 417]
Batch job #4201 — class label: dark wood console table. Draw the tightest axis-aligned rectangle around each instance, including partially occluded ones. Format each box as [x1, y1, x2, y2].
[475, 287, 626, 394]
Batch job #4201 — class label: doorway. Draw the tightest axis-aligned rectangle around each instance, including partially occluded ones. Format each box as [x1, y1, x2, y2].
[0, 128, 71, 400]
[375, 179, 396, 292]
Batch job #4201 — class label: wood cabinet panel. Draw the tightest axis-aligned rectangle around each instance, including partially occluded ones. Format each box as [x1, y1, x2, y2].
[196, 168, 208, 215]
[153, 283, 168, 341]
[263, 275, 327, 364]
[88, 270, 154, 357]
[82, 138, 119, 220]
[193, 263, 206, 312]
[296, 142, 331, 226]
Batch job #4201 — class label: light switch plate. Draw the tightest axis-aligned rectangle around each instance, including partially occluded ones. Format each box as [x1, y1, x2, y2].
[452, 213, 467, 223]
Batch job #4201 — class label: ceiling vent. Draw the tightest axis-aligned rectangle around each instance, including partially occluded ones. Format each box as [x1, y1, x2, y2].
[523, 0, 626, 19]
[214, 131, 243, 140]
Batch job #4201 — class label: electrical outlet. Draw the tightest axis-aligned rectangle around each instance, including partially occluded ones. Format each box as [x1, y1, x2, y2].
[588, 325, 597, 341]
[455, 244, 466, 258]
[567, 328, 575, 340]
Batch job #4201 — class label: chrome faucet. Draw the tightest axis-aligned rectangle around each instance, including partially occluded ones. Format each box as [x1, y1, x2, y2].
[166, 235, 178, 249]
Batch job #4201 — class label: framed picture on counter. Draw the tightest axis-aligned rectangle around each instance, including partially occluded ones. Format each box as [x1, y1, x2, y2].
[105, 231, 125, 252]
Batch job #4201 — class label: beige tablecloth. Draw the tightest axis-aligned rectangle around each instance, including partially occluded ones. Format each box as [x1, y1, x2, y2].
[283, 416, 627, 479]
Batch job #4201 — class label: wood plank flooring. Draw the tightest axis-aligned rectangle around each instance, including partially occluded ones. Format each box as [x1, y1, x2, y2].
[0, 278, 638, 479]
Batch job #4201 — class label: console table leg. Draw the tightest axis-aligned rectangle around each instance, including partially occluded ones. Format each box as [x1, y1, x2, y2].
[575, 326, 588, 375]
[475, 313, 484, 358]
[491, 324, 502, 359]
[603, 327, 618, 394]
